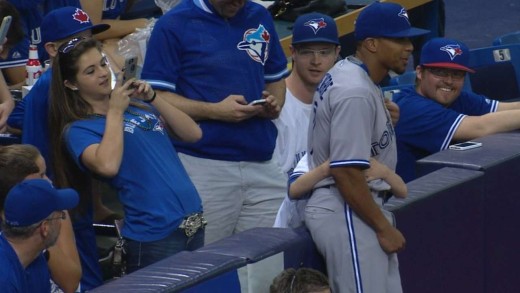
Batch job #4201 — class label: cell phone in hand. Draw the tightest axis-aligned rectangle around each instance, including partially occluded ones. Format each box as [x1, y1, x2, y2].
[0, 16, 12, 45]
[448, 141, 482, 151]
[122, 56, 138, 85]
[249, 98, 267, 106]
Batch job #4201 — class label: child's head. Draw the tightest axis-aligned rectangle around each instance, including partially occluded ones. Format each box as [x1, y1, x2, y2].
[270, 267, 330, 293]
[0, 144, 45, 210]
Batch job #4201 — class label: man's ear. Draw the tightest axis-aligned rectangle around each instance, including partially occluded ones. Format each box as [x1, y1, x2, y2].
[363, 38, 378, 53]
[39, 221, 50, 238]
[64, 80, 78, 91]
[44, 42, 58, 58]
[416, 65, 424, 81]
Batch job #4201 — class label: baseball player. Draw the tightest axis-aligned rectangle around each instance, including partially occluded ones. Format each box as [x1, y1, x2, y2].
[305, 2, 428, 293]
[395, 37, 520, 182]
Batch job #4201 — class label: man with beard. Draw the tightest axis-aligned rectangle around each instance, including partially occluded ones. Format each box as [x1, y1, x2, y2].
[0, 178, 78, 292]
[394, 37, 520, 182]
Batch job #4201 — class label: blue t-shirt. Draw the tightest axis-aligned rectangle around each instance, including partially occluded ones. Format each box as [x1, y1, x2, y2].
[0, 233, 50, 293]
[394, 86, 498, 182]
[141, 0, 289, 162]
[65, 105, 202, 242]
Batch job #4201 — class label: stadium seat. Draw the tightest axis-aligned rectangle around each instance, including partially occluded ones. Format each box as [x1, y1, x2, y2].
[468, 43, 520, 101]
[492, 31, 520, 46]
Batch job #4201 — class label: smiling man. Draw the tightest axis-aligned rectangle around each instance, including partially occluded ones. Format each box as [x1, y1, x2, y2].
[394, 37, 520, 182]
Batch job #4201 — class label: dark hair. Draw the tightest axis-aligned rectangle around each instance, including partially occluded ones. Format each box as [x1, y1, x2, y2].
[49, 37, 101, 215]
[0, 0, 26, 50]
[0, 144, 40, 210]
[270, 268, 330, 293]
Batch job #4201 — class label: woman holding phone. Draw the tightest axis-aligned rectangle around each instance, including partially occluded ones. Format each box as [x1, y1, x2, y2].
[48, 37, 206, 273]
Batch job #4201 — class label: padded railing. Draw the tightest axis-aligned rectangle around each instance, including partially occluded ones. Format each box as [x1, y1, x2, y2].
[417, 131, 520, 293]
[92, 130, 520, 293]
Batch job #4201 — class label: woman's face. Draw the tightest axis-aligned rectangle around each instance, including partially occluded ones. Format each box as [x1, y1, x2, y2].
[71, 48, 112, 100]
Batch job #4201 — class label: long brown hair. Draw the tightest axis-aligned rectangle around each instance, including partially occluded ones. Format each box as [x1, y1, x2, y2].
[49, 38, 101, 215]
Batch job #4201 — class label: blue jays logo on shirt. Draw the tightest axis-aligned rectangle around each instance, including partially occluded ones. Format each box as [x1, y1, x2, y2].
[440, 44, 463, 60]
[398, 8, 411, 24]
[237, 25, 270, 65]
[304, 18, 327, 34]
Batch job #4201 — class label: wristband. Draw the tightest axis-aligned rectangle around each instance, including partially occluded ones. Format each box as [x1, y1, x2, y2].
[144, 91, 157, 103]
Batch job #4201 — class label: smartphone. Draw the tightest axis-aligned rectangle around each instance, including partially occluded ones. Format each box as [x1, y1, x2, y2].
[448, 141, 482, 151]
[0, 16, 12, 45]
[122, 56, 138, 85]
[249, 98, 267, 106]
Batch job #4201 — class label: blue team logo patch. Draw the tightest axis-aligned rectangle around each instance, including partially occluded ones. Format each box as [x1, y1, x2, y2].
[304, 18, 327, 34]
[440, 44, 464, 60]
[398, 8, 411, 24]
[237, 24, 270, 65]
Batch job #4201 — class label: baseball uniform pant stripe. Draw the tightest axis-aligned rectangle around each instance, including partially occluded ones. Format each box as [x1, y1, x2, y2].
[345, 203, 364, 293]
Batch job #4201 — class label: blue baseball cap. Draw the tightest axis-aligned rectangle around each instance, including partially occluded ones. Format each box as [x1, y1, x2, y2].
[292, 12, 339, 45]
[420, 37, 475, 73]
[41, 7, 110, 45]
[355, 1, 429, 41]
[4, 179, 79, 227]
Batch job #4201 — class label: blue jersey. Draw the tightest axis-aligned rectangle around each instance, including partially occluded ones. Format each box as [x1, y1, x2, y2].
[0, 233, 50, 293]
[65, 105, 203, 242]
[72, 208, 103, 292]
[0, 38, 29, 70]
[394, 86, 498, 182]
[141, 0, 289, 161]
[11, 1, 47, 62]
[9, 69, 52, 171]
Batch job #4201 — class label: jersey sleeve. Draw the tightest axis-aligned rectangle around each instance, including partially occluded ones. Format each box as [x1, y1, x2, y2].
[329, 87, 372, 169]
[397, 95, 465, 152]
[7, 99, 24, 129]
[260, 10, 289, 83]
[64, 122, 103, 171]
[140, 16, 182, 93]
[452, 91, 498, 114]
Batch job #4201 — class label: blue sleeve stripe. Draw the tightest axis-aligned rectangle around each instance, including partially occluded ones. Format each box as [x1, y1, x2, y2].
[265, 68, 290, 81]
[289, 171, 305, 183]
[330, 160, 370, 168]
[0, 59, 28, 69]
[442, 114, 465, 150]
[491, 100, 499, 112]
[146, 80, 176, 92]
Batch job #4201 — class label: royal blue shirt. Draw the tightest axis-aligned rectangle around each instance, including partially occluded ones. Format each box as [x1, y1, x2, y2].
[0, 233, 51, 293]
[66, 105, 203, 242]
[394, 86, 498, 182]
[142, 0, 289, 161]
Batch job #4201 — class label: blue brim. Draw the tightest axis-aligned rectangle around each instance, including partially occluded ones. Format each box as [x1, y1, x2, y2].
[382, 27, 430, 38]
[292, 38, 340, 45]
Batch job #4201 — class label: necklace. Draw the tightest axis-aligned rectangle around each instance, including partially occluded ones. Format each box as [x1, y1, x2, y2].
[89, 109, 154, 131]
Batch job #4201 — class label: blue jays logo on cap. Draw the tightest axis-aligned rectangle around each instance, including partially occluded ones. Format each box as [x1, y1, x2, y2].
[304, 18, 327, 34]
[354, 1, 429, 40]
[72, 8, 91, 24]
[237, 25, 270, 65]
[440, 45, 464, 60]
[397, 8, 411, 24]
[420, 37, 475, 73]
[292, 12, 339, 45]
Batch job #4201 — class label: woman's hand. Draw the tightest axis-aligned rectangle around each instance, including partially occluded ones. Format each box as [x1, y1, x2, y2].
[127, 79, 155, 103]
